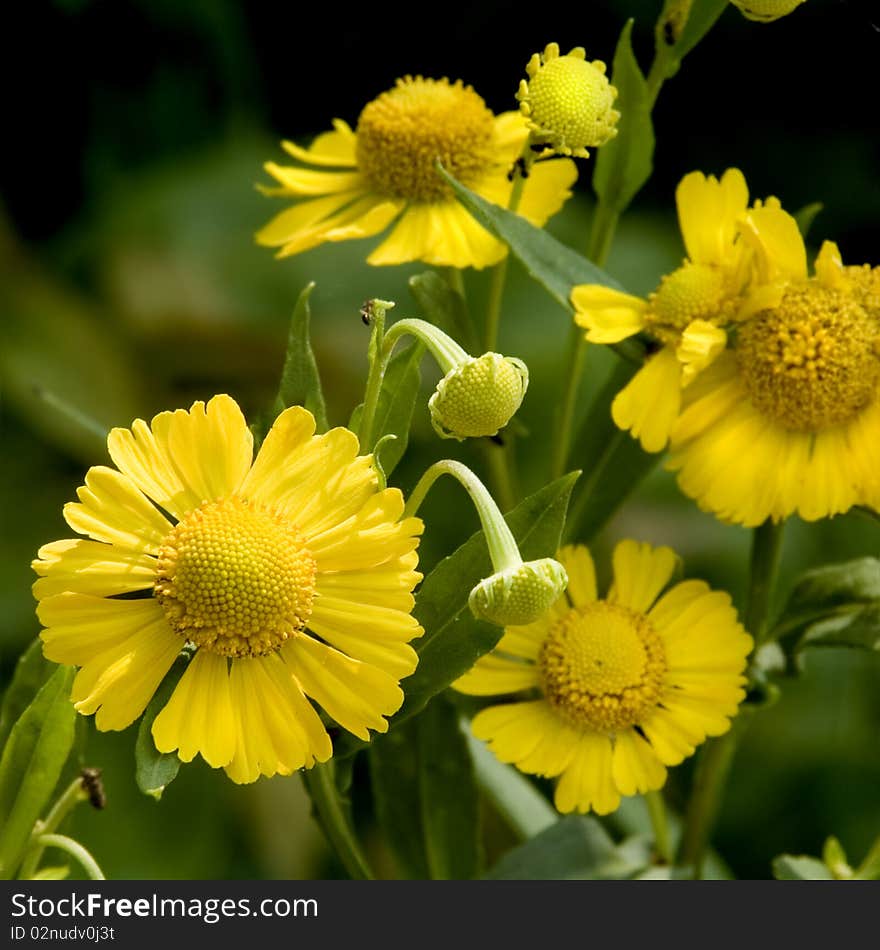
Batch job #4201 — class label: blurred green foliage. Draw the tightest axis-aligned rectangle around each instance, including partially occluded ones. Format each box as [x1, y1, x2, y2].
[2, 0, 878, 880]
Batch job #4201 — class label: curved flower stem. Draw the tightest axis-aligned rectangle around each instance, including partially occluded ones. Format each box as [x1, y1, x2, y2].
[676, 519, 786, 877]
[19, 776, 89, 880]
[404, 459, 522, 572]
[303, 762, 374, 881]
[644, 791, 672, 865]
[34, 834, 105, 881]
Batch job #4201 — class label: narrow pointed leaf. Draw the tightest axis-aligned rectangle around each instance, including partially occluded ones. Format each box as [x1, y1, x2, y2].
[273, 282, 328, 431]
[0, 638, 55, 752]
[135, 655, 188, 800]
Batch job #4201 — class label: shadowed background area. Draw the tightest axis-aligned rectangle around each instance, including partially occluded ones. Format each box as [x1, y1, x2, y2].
[1, 0, 878, 879]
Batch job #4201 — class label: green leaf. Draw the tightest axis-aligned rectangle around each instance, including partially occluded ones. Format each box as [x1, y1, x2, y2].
[772, 854, 834, 881]
[772, 558, 880, 660]
[465, 730, 556, 841]
[350, 341, 424, 478]
[135, 655, 189, 800]
[371, 695, 481, 879]
[483, 814, 650, 880]
[409, 271, 478, 354]
[592, 21, 655, 215]
[661, 0, 729, 74]
[0, 666, 77, 879]
[0, 638, 54, 753]
[438, 166, 625, 309]
[334, 473, 578, 759]
[272, 282, 328, 431]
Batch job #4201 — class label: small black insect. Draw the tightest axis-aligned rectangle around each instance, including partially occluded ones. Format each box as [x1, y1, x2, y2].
[80, 767, 106, 810]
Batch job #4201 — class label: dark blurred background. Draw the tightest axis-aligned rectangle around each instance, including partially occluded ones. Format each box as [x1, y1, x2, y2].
[1, 0, 878, 880]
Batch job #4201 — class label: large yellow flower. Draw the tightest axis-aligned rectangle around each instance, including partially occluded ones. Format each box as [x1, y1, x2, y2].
[32, 396, 423, 783]
[454, 542, 751, 815]
[668, 228, 880, 526]
[256, 76, 577, 269]
[571, 169, 788, 452]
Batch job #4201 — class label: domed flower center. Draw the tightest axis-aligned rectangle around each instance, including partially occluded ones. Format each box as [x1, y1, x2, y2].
[538, 602, 666, 732]
[355, 77, 496, 203]
[648, 262, 728, 340]
[155, 497, 317, 658]
[518, 46, 619, 157]
[736, 281, 880, 432]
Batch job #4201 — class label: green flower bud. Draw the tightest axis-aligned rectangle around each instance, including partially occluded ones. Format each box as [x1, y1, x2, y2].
[729, 0, 806, 22]
[469, 558, 568, 627]
[429, 353, 529, 441]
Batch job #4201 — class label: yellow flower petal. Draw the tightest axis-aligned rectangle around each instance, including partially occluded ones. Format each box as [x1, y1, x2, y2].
[739, 203, 807, 283]
[676, 320, 727, 382]
[639, 707, 698, 766]
[255, 192, 362, 246]
[493, 623, 547, 660]
[611, 729, 667, 796]
[279, 120, 357, 167]
[57, 603, 181, 731]
[676, 168, 748, 265]
[510, 158, 578, 228]
[554, 731, 619, 815]
[453, 654, 538, 696]
[815, 240, 846, 289]
[608, 539, 678, 613]
[471, 700, 579, 777]
[152, 651, 237, 768]
[557, 544, 597, 607]
[367, 204, 446, 266]
[313, 551, 421, 613]
[262, 163, 365, 196]
[612, 346, 682, 452]
[492, 110, 529, 164]
[283, 636, 403, 740]
[224, 654, 331, 784]
[571, 284, 649, 343]
[63, 466, 173, 555]
[32, 539, 157, 599]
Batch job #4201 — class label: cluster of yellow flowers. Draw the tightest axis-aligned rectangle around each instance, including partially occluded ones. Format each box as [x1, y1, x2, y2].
[32, 0, 879, 829]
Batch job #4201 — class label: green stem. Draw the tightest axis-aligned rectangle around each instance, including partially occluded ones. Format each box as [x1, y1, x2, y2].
[645, 791, 672, 865]
[357, 302, 390, 452]
[550, 326, 589, 480]
[483, 440, 517, 514]
[303, 762, 374, 881]
[383, 318, 469, 374]
[404, 459, 521, 571]
[483, 162, 527, 353]
[676, 519, 786, 877]
[19, 777, 88, 880]
[33, 834, 105, 881]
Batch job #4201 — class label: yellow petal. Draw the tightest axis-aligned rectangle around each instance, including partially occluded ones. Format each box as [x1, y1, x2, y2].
[493, 623, 547, 660]
[262, 163, 365, 196]
[554, 731, 619, 815]
[255, 192, 361, 246]
[453, 654, 538, 695]
[571, 285, 648, 343]
[512, 158, 577, 227]
[471, 700, 579, 778]
[32, 539, 157, 599]
[57, 603, 181, 731]
[557, 544, 597, 607]
[492, 111, 529, 164]
[224, 654, 331, 784]
[612, 347, 682, 453]
[152, 651, 236, 768]
[639, 707, 698, 766]
[63, 466, 173, 555]
[368, 204, 445, 267]
[676, 320, 727, 382]
[676, 168, 748, 265]
[739, 204, 807, 283]
[283, 636, 403, 740]
[611, 729, 667, 796]
[279, 120, 357, 167]
[313, 551, 421, 613]
[815, 240, 846, 289]
[608, 539, 678, 613]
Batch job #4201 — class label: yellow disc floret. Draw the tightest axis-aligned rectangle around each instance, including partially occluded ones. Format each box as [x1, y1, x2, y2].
[539, 601, 666, 732]
[737, 281, 880, 431]
[155, 496, 317, 657]
[355, 76, 496, 203]
[517, 43, 619, 158]
[428, 353, 529, 440]
[729, 0, 806, 23]
[646, 262, 730, 341]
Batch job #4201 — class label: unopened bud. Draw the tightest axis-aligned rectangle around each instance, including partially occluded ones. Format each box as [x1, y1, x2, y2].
[469, 558, 568, 627]
[729, 0, 806, 22]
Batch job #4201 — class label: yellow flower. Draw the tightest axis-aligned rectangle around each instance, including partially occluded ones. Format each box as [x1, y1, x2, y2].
[571, 168, 794, 452]
[730, 0, 806, 22]
[668, 231, 880, 526]
[256, 76, 577, 270]
[32, 396, 424, 783]
[454, 542, 751, 815]
[516, 43, 619, 158]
